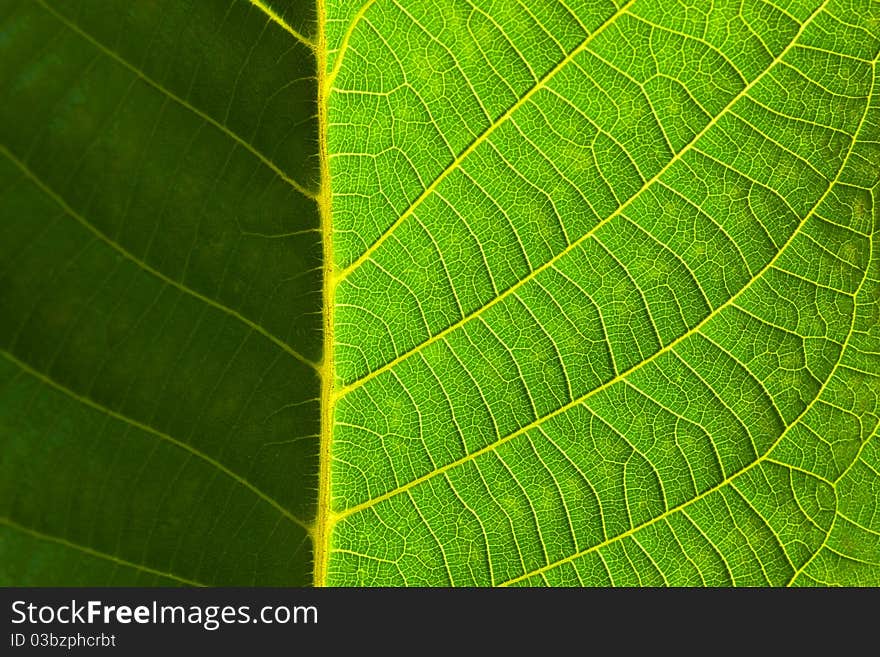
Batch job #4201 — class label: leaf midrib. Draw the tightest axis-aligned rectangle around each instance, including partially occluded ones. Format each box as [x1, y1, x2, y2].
[314, 0, 335, 588]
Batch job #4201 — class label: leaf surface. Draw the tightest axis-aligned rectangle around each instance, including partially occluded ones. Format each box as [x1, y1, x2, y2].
[1, 0, 879, 586]
[0, 0, 321, 585]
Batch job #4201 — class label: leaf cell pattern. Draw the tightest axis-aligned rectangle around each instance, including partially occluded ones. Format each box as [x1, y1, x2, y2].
[327, 0, 880, 586]
[0, 0, 878, 587]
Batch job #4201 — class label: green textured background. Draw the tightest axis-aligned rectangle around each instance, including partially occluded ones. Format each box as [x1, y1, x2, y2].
[1, 0, 879, 586]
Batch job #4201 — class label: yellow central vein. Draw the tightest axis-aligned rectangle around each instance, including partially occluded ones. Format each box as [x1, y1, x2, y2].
[313, 0, 336, 588]
[330, 0, 841, 525]
[333, 0, 637, 282]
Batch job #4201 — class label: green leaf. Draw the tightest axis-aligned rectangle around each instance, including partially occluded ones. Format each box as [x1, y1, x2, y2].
[0, 0, 321, 585]
[1, 0, 879, 587]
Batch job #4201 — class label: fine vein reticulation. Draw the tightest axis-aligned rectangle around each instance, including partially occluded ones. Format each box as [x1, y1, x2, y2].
[0, 0, 878, 587]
